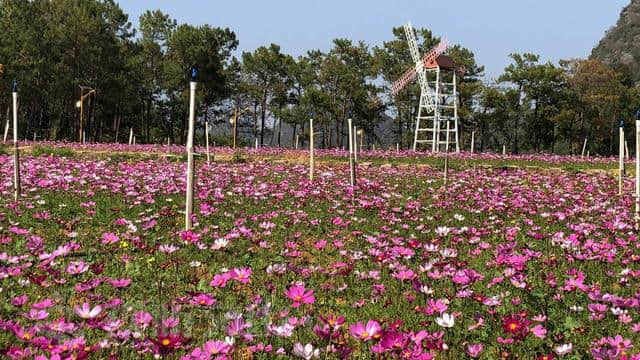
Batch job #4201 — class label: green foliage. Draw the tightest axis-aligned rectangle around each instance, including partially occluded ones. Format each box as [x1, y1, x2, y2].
[32, 146, 75, 157]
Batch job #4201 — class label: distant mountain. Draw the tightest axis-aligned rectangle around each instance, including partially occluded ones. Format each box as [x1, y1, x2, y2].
[591, 0, 640, 85]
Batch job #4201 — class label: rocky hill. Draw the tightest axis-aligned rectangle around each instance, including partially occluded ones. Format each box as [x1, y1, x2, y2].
[591, 0, 640, 85]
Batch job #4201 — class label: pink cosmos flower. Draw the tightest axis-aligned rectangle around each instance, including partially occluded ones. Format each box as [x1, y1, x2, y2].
[349, 320, 381, 341]
[191, 294, 216, 307]
[101, 232, 119, 244]
[135, 311, 153, 329]
[24, 309, 48, 321]
[285, 285, 315, 308]
[466, 343, 483, 358]
[110, 278, 132, 288]
[531, 324, 547, 339]
[74, 303, 102, 319]
[32, 298, 55, 309]
[66, 261, 89, 275]
[210, 273, 231, 288]
[229, 268, 252, 284]
[202, 340, 231, 356]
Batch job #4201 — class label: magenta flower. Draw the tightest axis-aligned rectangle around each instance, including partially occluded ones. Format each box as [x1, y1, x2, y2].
[466, 343, 483, 358]
[74, 302, 102, 319]
[110, 278, 132, 288]
[66, 261, 89, 275]
[531, 324, 547, 339]
[191, 294, 216, 307]
[209, 272, 231, 288]
[285, 284, 315, 308]
[201, 340, 231, 355]
[24, 309, 49, 321]
[101, 232, 119, 244]
[229, 267, 252, 284]
[349, 320, 381, 341]
[135, 311, 153, 329]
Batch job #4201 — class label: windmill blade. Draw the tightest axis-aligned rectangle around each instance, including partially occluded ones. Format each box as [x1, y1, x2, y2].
[391, 39, 449, 96]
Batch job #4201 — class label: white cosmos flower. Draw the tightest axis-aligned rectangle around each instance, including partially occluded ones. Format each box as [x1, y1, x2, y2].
[554, 343, 573, 355]
[435, 313, 455, 328]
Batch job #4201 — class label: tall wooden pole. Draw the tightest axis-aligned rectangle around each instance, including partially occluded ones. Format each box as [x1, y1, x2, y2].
[353, 127, 358, 163]
[233, 110, 238, 150]
[78, 94, 83, 143]
[619, 123, 624, 195]
[185, 80, 197, 230]
[581, 137, 587, 157]
[205, 121, 210, 165]
[635, 114, 640, 230]
[309, 118, 315, 181]
[471, 130, 475, 154]
[3, 106, 9, 143]
[128, 128, 133, 145]
[12, 81, 20, 202]
[348, 117, 355, 187]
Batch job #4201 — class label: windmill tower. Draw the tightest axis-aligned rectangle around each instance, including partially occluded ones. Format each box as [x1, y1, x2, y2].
[392, 22, 460, 153]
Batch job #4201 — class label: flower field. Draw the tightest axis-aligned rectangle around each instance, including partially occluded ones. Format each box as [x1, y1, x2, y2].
[0, 145, 639, 359]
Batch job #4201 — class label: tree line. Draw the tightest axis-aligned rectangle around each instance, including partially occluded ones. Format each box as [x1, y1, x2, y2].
[0, 0, 638, 155]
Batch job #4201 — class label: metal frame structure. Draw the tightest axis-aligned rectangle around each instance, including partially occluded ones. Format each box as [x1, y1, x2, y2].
[391, 22, 459, 153]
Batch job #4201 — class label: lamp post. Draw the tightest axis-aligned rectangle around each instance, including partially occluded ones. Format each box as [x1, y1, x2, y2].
[185, 66, 199, 230]
[76, 86, 95, 143]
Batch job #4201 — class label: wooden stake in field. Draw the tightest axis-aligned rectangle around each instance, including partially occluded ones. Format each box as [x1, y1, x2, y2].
[502, 145, 506, 155]
[635, 111, 640, 229]
[396, 143, 400, 152]
[619, 120, 625, 195]
[626, 140, 630, 160]
[348, 116, 355, 187]
[581, 137, 587, 157]
[12, 80, 20, 202]
[185, 67, 198, 231]
[129, 128, 133, 145]
[295, 134, 299, 150]
[3, 107, 9, 143]
[309, 118, 315, 181]
[471, 130, 475, 154]
[353, 127, 358, 163]
[205, 121, 210, 165]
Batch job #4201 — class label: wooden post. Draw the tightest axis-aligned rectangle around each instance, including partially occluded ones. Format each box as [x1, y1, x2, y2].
[12, 81, 20, 202]
[78, 95, 83, 143]
[626, 140, 630, 160]
[295, 135, 299, 150]
[502, 145, 506, 155]
[205, 122, 210, 165]
[3, 115, 8, 143]
[255, 138, 258, 149]
[348, 117, 355, 187]
[128, 128, 133, 145]
[185, 81, 197, 230]
[353, 127, 358, 163]
[396, 143, 399, 152]
[471, 130, 475, 154]
[309, 118, 315, 181]
[581, 137, 587, 157]
[636, 117, 640, 229]
[232, 109, 238, 150]
[619, 125, 624, 195]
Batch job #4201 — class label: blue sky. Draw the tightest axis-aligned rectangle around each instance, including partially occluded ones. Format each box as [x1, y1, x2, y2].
[119, 1, 628, 80]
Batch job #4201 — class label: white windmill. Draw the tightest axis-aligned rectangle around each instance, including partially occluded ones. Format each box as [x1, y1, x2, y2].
[391, 22, 460, 153]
